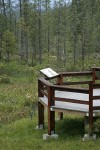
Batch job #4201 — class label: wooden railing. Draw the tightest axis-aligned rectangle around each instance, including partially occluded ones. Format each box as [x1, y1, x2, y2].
[38, 67, 100, 135]
[92, 67, 100, 83]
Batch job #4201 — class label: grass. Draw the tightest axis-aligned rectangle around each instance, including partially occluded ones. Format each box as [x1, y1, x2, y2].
[0, 60, 100, 150]
[1, 116, 100, 150]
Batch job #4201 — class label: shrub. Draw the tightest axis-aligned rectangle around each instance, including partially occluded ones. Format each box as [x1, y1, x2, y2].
[94, 119, 100, 133]
[0, 75, 11, 83]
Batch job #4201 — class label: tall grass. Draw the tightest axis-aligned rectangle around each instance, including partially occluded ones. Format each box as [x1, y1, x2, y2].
[1, 116, 100, 150]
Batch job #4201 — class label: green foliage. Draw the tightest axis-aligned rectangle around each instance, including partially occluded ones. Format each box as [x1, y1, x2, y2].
[0, 75, 11, 84]
[2, 30, 16, 61]
[94, 119, 100, 133]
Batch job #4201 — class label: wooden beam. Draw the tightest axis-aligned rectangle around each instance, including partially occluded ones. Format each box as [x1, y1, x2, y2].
[52, 85, 89, 94]
[48, 87, 55, 135]
[38, 80, 44, 128]
[89, 83, 93, 135]
[54, 97, 89, 105]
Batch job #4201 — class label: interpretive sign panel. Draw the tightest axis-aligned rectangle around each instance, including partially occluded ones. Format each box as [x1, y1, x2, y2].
[40, 68, 58, 78]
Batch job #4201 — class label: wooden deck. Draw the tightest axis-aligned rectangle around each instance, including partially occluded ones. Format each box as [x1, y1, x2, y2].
[39, 89, 100, 114]
[38, 67, 100, 136]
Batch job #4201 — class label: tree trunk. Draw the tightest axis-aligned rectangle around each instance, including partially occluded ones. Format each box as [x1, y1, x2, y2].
[38, 0, 42, 64]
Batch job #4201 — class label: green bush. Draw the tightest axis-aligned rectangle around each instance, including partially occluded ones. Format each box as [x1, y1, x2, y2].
[94, 119, 100, 133]
[0, 75, 11, 83]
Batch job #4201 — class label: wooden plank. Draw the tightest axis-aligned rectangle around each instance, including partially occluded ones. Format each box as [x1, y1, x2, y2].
[95, 77, 100, 80]
[89, 83, 93, 135]
[39, 77, 52, 87]
[39, 91, 100, 113]
[93, 83, 100, 89]
[38, 101, 44, 127]
[93, 106, 100, 110]
[39, 98, 48, 107]
[51, 106, 88, 113]
[92, 68, 96, 84]
[54, 97, 89, 105]
[38, 79, 45, 127]
[92, 67, 100, 71]
[59, 71, 92, 77]
[93, 96, 100, 100]
[52, 85, 89, 94]
[62, 81, 91, 85]
[48, 86, 55, 135]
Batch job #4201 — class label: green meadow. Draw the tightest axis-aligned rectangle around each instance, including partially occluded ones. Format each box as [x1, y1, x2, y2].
[0, 60, 100, 150]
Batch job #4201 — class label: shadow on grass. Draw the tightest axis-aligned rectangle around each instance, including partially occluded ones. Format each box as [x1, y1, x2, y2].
[55, 116, 84, 139]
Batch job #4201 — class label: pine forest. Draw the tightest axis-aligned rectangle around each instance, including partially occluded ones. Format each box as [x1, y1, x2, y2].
[0, 0, 100, 70]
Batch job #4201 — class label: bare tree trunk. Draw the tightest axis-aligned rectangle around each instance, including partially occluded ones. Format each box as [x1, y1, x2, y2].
[38, 0, 42, 64]
[81, 31, 85, 70]
[19, 0, 23, 62]
[2, 0, 7, 29]
[0, 33, 2, 59]
[73, 34, 77, 67]
[8, 0, 12, 31]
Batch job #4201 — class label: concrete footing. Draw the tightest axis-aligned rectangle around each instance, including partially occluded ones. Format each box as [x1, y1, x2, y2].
[43, 133, 59, 140]
[83, 134, 96, 141]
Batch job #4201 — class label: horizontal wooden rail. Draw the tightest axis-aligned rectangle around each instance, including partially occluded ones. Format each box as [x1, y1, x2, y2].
[93, 96, 100, 100]
[39, 78, 53, 87]
[93, 84, 100, 89]
[62, 81, 91, 85]
[54, 97, 89, 105]
[46, 75, 59, 80]
[59, 71, 92, 77]
[52, 85, 89, 94]
[95, 77, 100, 80]
[92, 67, 100, 71]
[93, 106, 100, 110]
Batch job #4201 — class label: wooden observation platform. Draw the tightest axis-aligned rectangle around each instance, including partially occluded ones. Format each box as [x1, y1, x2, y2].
[38, 67, 100, 137]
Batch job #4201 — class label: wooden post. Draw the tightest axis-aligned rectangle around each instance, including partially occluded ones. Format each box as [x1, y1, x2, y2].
[57, 74, 63, 119]
[38, 79, 44, 128]
[92, 68, 96, 84]
[57, 74, 63, 85]
[89, 83, 93, 135]
[48, 86, 55, 135]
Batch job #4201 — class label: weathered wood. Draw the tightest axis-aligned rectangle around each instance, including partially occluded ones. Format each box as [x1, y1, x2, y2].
[92, 68, 96, 84]
[38, 101, 44, 127]
[52, 85, 89, 94]
[89, 83, 93, 135]
[62, 81, 92, 85]
[39, 77, 53, 87]
[56, 74, 63, 85]
[93, 84, 100, 89]
[95, 77, 100, 80]
[54, 97, 89, 105]
[56, 74, 63, 119]
[38, 80, 44, 127]
[92, 67, 100, 84]
[93, 106, 100, 110]
[48, 86, 55, 135]
[59, 71, 92, 77]
[38, 67, 100, 136]
[92, 67, 100, 71]
[93, 96, 100, 100]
